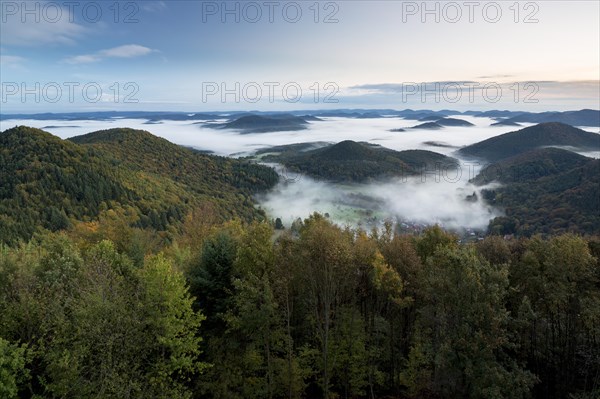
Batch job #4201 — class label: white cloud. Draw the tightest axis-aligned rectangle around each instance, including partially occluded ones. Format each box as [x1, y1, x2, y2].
[65, 54, 99, 64]
[65, 44, 156, 64]
[0, 54, 26, 67]
[99, 44, 154, 58]
[141, 1, 167, 13]
[0, 5, 85, 46]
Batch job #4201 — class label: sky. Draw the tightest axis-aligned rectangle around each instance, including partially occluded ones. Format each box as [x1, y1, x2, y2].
[1, 0, 599, 113]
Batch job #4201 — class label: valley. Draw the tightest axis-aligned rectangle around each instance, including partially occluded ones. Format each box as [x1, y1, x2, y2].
[2, 111, 598, 238]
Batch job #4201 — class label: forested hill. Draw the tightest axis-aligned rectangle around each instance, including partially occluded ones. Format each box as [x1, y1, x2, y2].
[471, 147, 593, 185]
[262, 140, 459, 182]
[69, 128, 278, 194]
[0, 126, 278, 245]
[1, 127, 599, 399]
[458, 122, 600, 162]
[470, 147, 600, 236]
[206, 114, 310, 133]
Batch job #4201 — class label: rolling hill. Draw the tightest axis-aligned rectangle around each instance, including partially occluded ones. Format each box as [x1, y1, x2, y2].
[0, 126, 279, 244]
[206, 114, 311, 133]
[458, 122, 600, 162]
[418, 115, 442, 121]
[414, 117, 473, 126]
[490, 120, 522, 127]
[469, 147, 599, 236]
[411, 122, 443, 130]
[260, 140, 458, 182]
[435, 117, 474, 127]
[471, 147, 592, 185]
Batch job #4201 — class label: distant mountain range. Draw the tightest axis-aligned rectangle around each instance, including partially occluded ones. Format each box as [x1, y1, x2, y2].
[496, 109, 600, 127]
[2, 109, 598, 127]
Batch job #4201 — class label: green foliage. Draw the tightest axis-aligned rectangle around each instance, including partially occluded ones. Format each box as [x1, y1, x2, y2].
[0, 338, 29, 399]
[472, 147, 592, 185]
[404, 244, 536, 398]
[508, 235, 600, 398]
[262, 140, 458, 182]
[0, 236, 206, 398]
[187, 230, 239, 332]
[0, 126, 278, 245]
[0, 126, 132, 244]
[138, 254, 207, 398]
[274, 217, 284, 230]
[330, 307, 370, 398]
[416, 224, 457, 261]
[459, 122, 600, 162]
[476, 148, 600, 236]
[1, 210, 599, 398]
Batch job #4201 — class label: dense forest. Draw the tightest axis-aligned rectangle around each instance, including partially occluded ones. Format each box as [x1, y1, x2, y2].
[458, 123, 600, 236]
[0, 126, 279, 245]
[261, 140, 458, 183]
[471, 148, 600, 236]
[1, 125, 599, 398]
[458, 122, 600, 162]
[1, 214, 598, 398]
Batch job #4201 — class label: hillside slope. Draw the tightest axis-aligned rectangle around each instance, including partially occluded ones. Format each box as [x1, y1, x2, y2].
[262, 140, 458, 182]
[0, 126, 278, 244]
[206, 114, 310, 133]
[471, 147, 592, 185]
[470, 148, 600, 235]
[458, 122, 600, 162]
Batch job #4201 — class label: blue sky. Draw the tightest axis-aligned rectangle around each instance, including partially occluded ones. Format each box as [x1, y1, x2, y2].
[1, 0, 599, 112]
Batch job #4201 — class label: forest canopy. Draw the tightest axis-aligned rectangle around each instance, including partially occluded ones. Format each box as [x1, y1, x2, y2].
[1, 125, 599, 398]
[1, 216, 598, 398]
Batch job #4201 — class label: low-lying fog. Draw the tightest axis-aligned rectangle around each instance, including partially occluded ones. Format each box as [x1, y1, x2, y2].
[2, 115, 598, 232]
[257, 166, 502, 231]
[0, 115, 532, 156]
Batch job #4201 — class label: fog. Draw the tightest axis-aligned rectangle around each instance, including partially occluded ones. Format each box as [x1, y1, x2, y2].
[257, 173, 503, 231]
[2, 115, 597, 232]
[1, 115, 523, 157]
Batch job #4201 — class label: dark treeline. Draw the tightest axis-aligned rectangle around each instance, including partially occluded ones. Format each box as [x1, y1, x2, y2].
[1, 212, 599, 399]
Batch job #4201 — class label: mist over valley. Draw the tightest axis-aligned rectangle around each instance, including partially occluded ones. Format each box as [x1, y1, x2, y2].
[3, 111, 598, 236]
